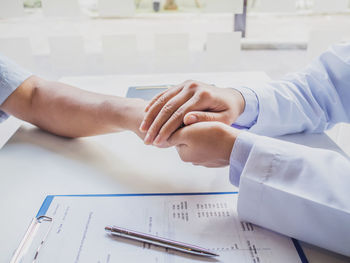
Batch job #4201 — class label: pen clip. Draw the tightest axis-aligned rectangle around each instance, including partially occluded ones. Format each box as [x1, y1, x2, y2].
[10, 216, 53, 263]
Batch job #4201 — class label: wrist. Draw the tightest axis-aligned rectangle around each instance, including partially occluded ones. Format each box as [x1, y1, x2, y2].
[231, 88, 245, 116]
[115, 98, 147, 134]
[219, 123, 240, 165]
[221, 88, 245, 123]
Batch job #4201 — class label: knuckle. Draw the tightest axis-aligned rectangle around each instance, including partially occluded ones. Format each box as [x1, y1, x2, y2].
[205, 113, 215, 122]
[157, 95, 168, 105]
[197, 89, 211, 100]
[188, 82, 198, 90]
[171, 107, 185, 120]
[184, 80, 198, 91]
[167, 86, 179, 95]
[161, 103, 174, 115]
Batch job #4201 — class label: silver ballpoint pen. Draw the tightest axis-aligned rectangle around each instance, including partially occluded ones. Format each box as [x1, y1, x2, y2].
[105, 225, 219, 257]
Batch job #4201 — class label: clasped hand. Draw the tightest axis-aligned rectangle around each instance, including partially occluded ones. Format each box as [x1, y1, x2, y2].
[139, 80, 244, 167]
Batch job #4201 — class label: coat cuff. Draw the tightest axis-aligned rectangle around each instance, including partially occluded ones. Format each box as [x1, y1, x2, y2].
[229, 131, 257, 187]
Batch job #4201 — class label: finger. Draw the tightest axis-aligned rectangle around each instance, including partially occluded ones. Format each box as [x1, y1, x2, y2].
[153, 140, 172, 148]
[144, 88, 169, 113]
[167, 128, 188, 147]
[140, 86, 182, 132]
[183, 111, 228, 125]
[144, 81, 189, 112]
[153, 97, 201, 146]
[144, 90, 194, 144]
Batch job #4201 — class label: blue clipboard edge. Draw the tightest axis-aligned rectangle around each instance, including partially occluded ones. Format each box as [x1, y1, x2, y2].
[36, 191, 308, 263]
[292, 239, 309, 263]
[36, 192, 238, 218]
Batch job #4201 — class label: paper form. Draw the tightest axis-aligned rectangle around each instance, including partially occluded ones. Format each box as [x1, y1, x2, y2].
[28, 194, 305, 263]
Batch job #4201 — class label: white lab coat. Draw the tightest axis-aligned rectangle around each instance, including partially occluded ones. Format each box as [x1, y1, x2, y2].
[232, 43, 350, 256]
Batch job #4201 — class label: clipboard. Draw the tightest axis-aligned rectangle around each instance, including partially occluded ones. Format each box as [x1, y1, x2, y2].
[10, 215, 53, 263]
[11, 192, 309, 263]
[126, 85, 170, 100]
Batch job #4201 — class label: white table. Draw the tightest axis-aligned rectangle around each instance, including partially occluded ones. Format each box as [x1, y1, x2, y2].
[1, 72, 349, 263]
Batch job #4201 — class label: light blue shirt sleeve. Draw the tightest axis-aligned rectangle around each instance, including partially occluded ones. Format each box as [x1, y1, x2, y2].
[230, 42, 350, 186]
[0, 54, 32, 122]
[232, 86, 259, 129]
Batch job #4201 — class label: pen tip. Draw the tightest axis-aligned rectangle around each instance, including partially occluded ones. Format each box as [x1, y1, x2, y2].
[105, 226, 112, 231]
[208, 252, 219, 257]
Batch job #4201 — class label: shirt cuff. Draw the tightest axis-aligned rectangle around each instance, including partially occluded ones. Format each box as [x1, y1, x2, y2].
[0, 54, 32, 122]
[229, 131, 257, 187]
[232, 86, 259, 128]
[0, 111, 9, 122]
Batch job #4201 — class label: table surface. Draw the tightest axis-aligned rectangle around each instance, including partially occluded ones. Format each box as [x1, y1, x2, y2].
[1, 72, 349, 263]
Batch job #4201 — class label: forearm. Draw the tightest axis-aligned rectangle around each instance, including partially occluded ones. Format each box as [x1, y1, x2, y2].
[1, 76, 146, 138]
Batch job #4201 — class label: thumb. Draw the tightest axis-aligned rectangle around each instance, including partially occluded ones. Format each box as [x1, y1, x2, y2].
[167, 127, 188, 147]
[184, 111, 226, 125]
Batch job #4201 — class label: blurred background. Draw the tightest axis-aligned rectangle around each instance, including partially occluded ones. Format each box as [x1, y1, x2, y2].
[1, 0, 349, 80]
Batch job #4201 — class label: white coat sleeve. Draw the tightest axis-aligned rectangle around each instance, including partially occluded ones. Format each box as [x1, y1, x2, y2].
[0, 54, 31, 122]
[234, 132, 350, 256]
[247, 43, 350, 137]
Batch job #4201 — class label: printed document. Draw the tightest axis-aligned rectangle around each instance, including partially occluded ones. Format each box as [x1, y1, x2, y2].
[30, 193, 305, 262]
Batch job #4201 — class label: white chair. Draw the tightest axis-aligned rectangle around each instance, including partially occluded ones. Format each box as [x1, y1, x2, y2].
[102, 35, 139, 73]
[48, 36, 86, 75]
[259, 0, 296, 13]
[41, 0, 80, 17]
[203, 0, 243, 13]
[0, 0, 23, 18]
[154, 33, 190, 73]
[98, 0, 135, 17]
[0, 37, 33, 69]
[203, 32, 241, 71]
[312, 0, 349, 13]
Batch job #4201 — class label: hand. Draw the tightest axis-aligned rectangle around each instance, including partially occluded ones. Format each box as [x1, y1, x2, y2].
[168, 122, 240, 167]
[139, 80, 245, 146]
[121, 98, 172, 147]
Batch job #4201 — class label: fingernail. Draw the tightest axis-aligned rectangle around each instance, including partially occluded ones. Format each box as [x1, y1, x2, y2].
[144, 133, 152, 144]
[153, 135, 161, 145]
[186, 115, 197, 124]
[139, 121, 147, 132]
